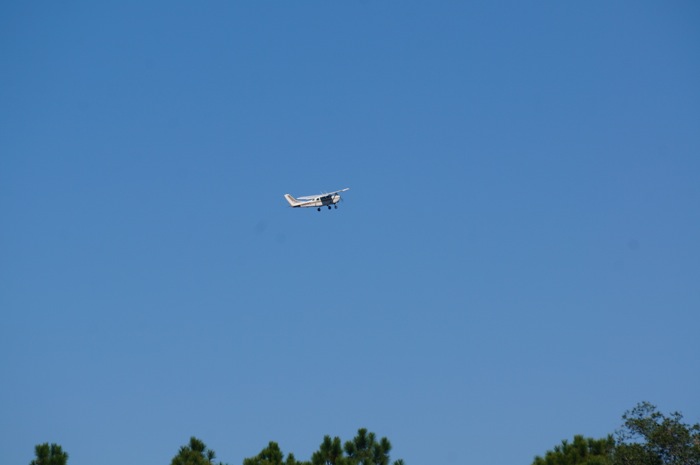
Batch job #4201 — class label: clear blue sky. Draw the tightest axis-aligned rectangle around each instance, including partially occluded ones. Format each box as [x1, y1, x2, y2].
[2, 2, 699, 465]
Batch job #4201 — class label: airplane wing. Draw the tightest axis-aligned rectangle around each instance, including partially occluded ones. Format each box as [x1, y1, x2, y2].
[297, 188, 349, 200]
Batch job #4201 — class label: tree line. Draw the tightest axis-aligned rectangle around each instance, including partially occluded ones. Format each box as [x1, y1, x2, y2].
[27, 403, 699, 465]
[533, 402, 699, 465]
[28, 428, 403, 465]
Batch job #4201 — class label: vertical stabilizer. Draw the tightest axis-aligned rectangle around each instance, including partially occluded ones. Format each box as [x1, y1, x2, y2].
[284, 194, 302, 207]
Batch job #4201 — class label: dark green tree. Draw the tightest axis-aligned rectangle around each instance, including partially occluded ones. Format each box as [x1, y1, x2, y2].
[247, 429, 402, 465]
[343, 429, 403, 465]
[171, 437, 226, 465]
[614, 402, 700, 465]
[243, 441, 306, 465]
[532, 435, 615, 465]
[30, 443, 68, 465]
[312, 436, 345, 465]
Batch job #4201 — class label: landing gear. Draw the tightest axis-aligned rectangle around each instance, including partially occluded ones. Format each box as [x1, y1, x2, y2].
[317, 207, 321, 212]
[334, 205, 338, 209]
[328, 205, 332, 210]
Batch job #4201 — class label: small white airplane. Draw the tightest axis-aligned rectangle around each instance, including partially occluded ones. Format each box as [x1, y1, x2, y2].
[284, 188, 350, 211]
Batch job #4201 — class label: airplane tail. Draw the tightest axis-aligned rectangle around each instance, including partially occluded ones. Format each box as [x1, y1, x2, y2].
[284, 194, 302, 207]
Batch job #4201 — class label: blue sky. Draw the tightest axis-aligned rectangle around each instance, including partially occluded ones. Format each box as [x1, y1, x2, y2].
[2, 2, 699, 465]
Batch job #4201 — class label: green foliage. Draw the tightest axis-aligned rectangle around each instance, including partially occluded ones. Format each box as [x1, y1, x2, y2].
[533, 403, 700, 465]
[248, 429, 403, 465]
[532, 435, 615, 465]
[312, 436, 345, 465]
[343, 429, 400, 465]
[171, 437, 226, 465]
[614, 402, 700, 465]
[30, 443, 69, 465]
[243, 441, 307, 465]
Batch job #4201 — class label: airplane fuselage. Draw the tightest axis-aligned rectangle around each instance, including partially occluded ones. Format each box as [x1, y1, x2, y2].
[291, 194, 340, 208]
[284, 190, 348, 210]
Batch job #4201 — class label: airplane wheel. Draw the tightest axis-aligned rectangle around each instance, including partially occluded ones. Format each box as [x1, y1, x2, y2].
[328, 206, 331, 210]
[317, 208, 321, 212]
[334, 205, 338, 209]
